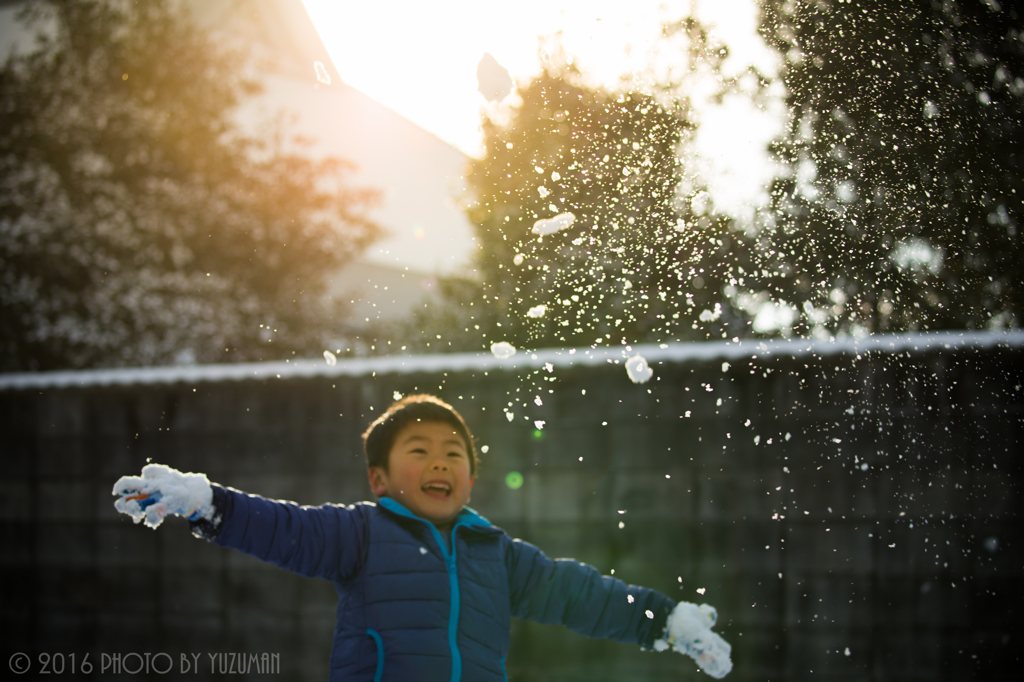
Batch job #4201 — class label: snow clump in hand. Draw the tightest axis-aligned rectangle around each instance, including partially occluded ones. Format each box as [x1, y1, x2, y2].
[532, 212, 575, 236]
[654, 601, 733, 678]
[625, 355, 653, 384]
[113, 463, 214, 529]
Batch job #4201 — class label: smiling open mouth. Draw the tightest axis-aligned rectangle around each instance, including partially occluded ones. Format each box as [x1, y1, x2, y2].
[422, 482, 451, 496]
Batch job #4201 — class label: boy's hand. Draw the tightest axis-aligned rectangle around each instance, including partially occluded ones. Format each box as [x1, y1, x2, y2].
[653, 601, 733, 678]
[112, 463, 214, 529]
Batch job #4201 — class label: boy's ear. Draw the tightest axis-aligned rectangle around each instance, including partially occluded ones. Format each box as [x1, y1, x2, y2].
[367, 466, 389, 497]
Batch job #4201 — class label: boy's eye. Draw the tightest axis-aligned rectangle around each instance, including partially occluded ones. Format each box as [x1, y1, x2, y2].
[447, 451, 463, 458]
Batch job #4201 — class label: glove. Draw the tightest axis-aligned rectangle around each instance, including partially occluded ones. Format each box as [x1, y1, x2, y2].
[653, 601, 733, 678]
[113, 463, 214, 529]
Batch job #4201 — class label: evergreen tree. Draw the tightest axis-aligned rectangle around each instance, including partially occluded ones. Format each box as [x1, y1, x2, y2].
[392, 62, 753, 354]
[0, 0, 380, 370]
[757, 0, 1023, 334]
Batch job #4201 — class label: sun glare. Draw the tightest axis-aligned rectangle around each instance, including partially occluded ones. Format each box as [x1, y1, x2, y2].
[301, 0, 780, 215]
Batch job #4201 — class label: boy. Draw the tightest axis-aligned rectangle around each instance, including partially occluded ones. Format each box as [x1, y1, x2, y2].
[114, 394, 732, 681]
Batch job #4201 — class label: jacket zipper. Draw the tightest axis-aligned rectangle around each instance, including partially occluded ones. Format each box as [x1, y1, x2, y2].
[428, 523, 463, 682]
[377, 499, 492, 682]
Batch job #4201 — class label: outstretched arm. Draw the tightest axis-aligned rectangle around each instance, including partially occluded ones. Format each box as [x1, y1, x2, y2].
[506, 538, 732, 678]
[505, 538, 672, 647]
[113, 463, 366, 581]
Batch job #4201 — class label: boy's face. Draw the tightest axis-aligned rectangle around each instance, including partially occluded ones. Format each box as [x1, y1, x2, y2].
[368, 420, 474, 532]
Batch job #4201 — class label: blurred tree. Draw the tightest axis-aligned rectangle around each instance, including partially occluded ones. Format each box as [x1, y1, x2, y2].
[0, 0, 379, 371]
[389, 58, 754, 354]
[757, 0, 1023, 335]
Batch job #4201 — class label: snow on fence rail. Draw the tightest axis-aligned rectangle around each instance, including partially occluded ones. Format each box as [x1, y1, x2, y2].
[1, 329, 1022, 391]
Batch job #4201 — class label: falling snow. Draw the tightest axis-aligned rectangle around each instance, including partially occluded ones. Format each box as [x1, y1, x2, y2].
[531, 212, 576, 236]
[490, 342, 517, 359]
[625, 355, 653, 384]
[313, 61, 330, 85]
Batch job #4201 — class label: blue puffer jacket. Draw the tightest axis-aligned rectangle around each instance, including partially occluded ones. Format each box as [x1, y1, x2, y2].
[198, 485, 674, 682]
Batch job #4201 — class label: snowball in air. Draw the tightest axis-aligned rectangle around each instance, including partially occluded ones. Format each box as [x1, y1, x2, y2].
[324, 350, 337, 366]
[625, 355, 653, 384]
[476, 52, 512, 102]
[532, 212, 575, 236]
[699, 303, 723, 322]
[527, 305, 547, 318]
[491, 341, 516, 359]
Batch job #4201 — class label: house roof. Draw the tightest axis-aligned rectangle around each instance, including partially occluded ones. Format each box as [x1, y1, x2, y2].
[195, 0, 479, 278]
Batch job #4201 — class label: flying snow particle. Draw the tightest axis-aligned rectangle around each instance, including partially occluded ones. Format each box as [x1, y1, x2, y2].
[532, 212, 575, 236]
[551, 171, 561, 181]
[538, 186, 550, 197]
[527, 305, 547, 318]
[323, 350, 337, 366]
[393, 391, 402, 401]
[722, 362, 730, 372]
[844, 647, 851, 657]
[481, 445, 489, 454]
[699, 303, 723, 322]
[691, 191, 711, 216]
[314, 61, 331, 85]
[625, 355, 653, 384]
[534, 420, 545, 430]
[513, 253, 525, 265]
[697, 587, 706, 595]
[476, 52, 512, 102]
[534, 396, 543, 406]
[506, 412, 515, 422]
[491, 342, 516, 359]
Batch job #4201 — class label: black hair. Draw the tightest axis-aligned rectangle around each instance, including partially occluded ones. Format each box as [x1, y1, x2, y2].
[362, 394, 479, 476]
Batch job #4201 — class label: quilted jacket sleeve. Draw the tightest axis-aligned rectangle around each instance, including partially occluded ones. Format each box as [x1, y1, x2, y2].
[192, 484, 368, 582]
[505, 537, 674, 648]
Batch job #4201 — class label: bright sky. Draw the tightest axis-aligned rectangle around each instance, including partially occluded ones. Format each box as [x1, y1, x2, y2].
[301, 0, 784, 219]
